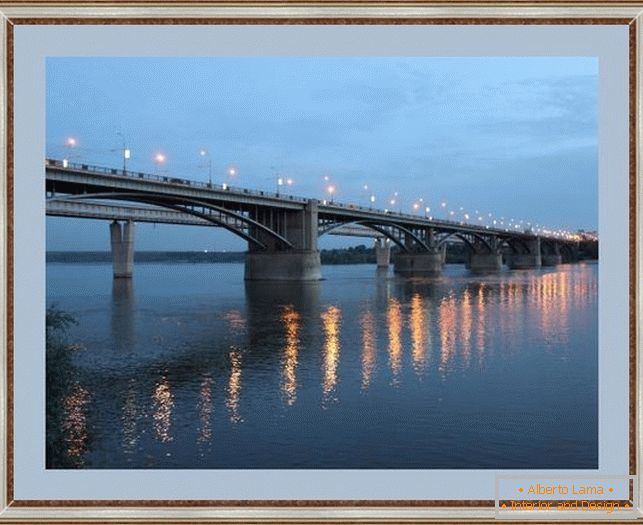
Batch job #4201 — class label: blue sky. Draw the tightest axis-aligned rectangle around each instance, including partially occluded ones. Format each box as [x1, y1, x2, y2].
[46, 56, 598, 251]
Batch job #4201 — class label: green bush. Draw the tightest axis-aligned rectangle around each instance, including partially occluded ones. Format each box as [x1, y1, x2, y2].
[45, 305, 82, 468]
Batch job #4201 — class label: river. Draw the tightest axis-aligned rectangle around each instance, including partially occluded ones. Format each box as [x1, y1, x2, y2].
[46, 261, 598, 469]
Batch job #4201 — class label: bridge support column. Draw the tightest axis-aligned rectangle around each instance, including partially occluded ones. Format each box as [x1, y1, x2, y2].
[542, 254, 562, 266]
[245, 251, 321, 281]
[394, 245, 445, 275]
[541, 253, 563, 266]
[110, 220, 134, 278]
[542, 244, 562, 266]
[245, 201, 321, 281]
[375, 238, 391, 268]
[508, 237, 542, 269]
[469, 253, 503, 272]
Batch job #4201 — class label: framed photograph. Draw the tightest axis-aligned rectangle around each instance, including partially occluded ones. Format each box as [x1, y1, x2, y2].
[0, 1, 640, 523]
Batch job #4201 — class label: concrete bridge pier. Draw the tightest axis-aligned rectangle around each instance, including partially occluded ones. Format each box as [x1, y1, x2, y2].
[375, 238, 391, 268]
[468, 252, 503, 272]
[110, 220, 135, 278]
[542, 243, 562, 266]
[245, 250, 322, 281]
[542, 254, 562, 266]
[393, 245, 445, 275]
[244, 201, 322, 281]
[508, 237, 542, 269]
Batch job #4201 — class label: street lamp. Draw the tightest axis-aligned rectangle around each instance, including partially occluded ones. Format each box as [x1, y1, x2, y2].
[199, 149, 212, 186]
[425, 206, 430, 218]
[370, 194, 376, 210]
[123, 147, 131, 172]
[63, 136, 77, 168]
[117, 133, 130, 174]
[392, 192, 401, 213]
[362, 184, 371, 207]
[276, 175, 292, 196]
[327, 184, 336, 203]
[153, 152, 166, 174]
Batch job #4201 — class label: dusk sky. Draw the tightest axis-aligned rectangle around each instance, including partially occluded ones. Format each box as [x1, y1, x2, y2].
[46, 56, 598, 251]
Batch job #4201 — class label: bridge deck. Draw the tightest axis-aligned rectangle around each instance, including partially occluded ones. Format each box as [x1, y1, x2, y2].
[46, 158, 582, 243]
[46, 199, 385, 239]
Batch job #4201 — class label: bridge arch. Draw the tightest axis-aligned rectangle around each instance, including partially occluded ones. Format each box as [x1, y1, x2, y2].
[318, 219, 430, 252]
[436, 231, 494, 254]
[499, 237, 532, 255]
[541, 239, 575, 262]
[47, 192, 295, 250]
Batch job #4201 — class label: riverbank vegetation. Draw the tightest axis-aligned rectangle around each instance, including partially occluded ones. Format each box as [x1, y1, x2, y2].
[46, 305, 87, 468]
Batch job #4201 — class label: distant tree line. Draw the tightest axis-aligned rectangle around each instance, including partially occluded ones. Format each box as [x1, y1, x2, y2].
[47, 251, 246, 263]
[47, 239, 597, 266]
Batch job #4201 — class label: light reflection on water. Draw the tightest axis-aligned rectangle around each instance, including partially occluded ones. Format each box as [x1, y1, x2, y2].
[62, 383, 90, 462]
[360, 310, 376, 390]
[152, 375, 174, 443]
[47, 262, 598, 469]
[321, 305, 341, 405]
[197, 375, 213, 444]
[281, 306, 300, 406]
[226, 351, 243, 423]
[386, 298, 403, 387]
[410, 293, 427, 375]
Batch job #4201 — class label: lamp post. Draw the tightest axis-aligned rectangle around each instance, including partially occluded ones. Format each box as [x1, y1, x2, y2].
[327, 184, 336, 204]
[63, 136, 77, 168]
[222, 166, 237, 190]
[199, 149, 212, 186]
[117, 133, 130, 174]
[370, 194, 375, 210]
[153, 152, 166, 175]
[276, 175, 293, 196]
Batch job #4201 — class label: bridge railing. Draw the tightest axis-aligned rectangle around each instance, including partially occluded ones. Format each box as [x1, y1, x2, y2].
[45, 158, 310, 204]
[46, 158, 489, 229]
[45, 158, 579, 241]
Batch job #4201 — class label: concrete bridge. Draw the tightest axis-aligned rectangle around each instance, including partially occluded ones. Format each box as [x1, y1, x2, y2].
[46, 159, 585, 281]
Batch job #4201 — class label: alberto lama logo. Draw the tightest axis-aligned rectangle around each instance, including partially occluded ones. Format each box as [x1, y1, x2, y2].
[498, 481, 633, 514]
[526, 483, 606, 495]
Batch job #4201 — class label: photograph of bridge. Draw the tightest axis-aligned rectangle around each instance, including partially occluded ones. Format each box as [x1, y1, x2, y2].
[45, 56, 598, 470]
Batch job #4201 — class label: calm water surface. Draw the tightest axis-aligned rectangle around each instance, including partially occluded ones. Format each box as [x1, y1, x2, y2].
[47, 262, 597, 469]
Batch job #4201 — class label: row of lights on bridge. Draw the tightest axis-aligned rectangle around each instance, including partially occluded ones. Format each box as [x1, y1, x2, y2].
[59, 136, 584, 242]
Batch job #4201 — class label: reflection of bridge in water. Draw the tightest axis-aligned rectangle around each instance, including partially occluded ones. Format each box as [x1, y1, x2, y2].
[59, 265, 597, 466]
[46, 159, 594, 281]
